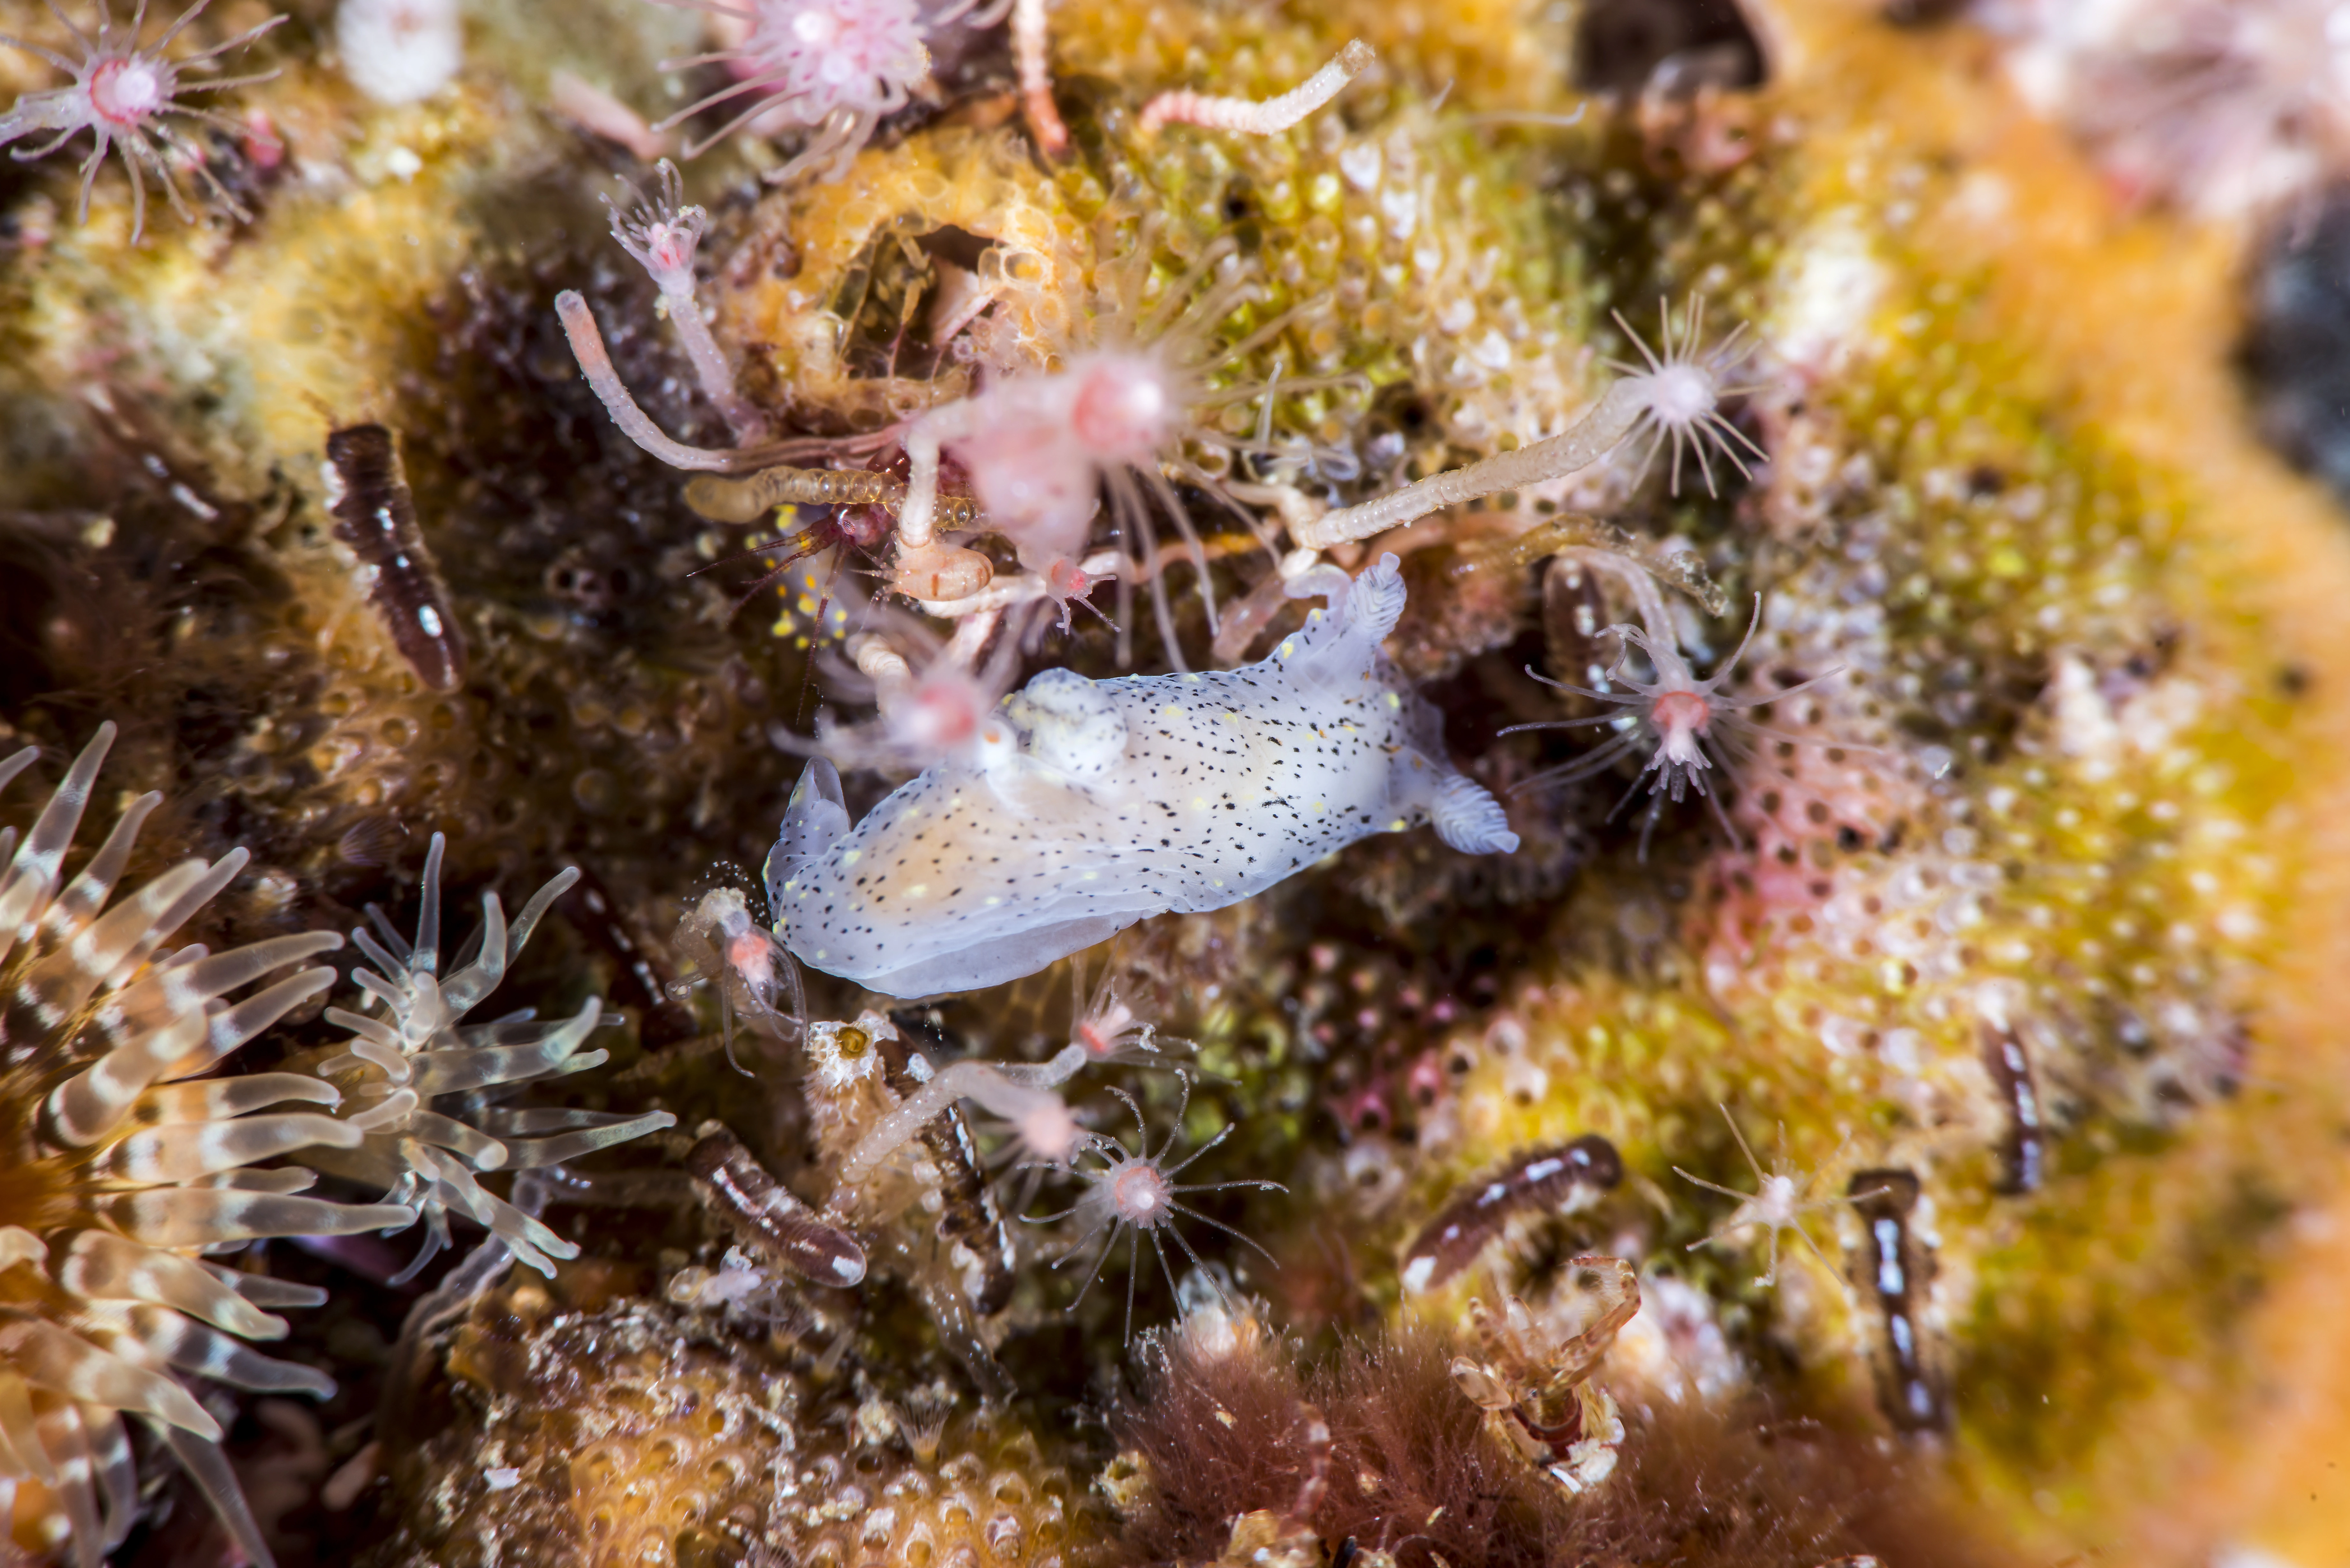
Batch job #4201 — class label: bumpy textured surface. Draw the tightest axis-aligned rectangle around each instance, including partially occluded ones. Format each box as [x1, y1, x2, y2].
[3, 0, 2350, 1565]
[371, 1266, 1088, 1568]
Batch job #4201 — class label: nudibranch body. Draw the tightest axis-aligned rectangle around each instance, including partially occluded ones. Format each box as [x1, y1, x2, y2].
[767, 555, 1519, 996]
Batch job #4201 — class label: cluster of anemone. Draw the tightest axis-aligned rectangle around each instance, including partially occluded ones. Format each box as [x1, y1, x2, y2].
[560, 200, 1368, 671]
[890, 220, 1368, 664]
[289, 833, 677, 1283]
[0, 725, 413, 1568]
[819, 1031, 1287, 1346]
[536, 31, 1855, 1342]
[555, 36, 1397, 689]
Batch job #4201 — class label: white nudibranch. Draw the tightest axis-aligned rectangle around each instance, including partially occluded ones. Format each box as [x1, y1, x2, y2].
[764, 554, 1518, 996]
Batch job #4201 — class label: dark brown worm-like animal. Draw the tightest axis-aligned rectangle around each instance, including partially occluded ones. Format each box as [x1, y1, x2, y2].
[1982, 1025, 2045, 1194]
[323, 424, 466, 692]
[1399, 1134, 1623, 1293]
[686, 1124, 868, 1286]
[1846, 1167, 1944, 1432]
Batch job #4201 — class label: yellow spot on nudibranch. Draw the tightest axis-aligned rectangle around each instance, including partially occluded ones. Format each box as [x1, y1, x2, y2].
[1161, 704, 1186, 719]
[1388, 818, 1407, 831]
[1384, 692, 1402, 709]
[841, 849, 862, 865]
[1193, 797, 1208, 810]
[1278, 638, 1297, 658]
[907, 884, 929, 898]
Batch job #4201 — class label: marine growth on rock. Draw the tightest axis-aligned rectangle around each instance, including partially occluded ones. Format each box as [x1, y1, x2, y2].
[1, 0, 2348, 1564]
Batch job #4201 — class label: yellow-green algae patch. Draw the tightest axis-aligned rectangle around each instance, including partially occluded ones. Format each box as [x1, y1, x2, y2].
[1420, 4, 2350, 1561]
[714, 2, 1595, 478]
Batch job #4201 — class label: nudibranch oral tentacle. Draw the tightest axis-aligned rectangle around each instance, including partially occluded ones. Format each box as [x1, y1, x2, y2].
[764, 554, 1519, 997]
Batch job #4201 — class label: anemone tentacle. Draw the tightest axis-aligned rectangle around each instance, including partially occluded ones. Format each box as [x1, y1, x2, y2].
[293, 833, 677, 1285]
[0, 725, 412, 1567]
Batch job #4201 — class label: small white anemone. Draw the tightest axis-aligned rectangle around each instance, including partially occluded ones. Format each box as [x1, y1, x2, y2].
[1293, 292, 1771, 550]
[297, 833, 676, 1283]
[1603, 294, 1767, 497]
[645, 0, 1011, 182]
[1673, 1104, 1850, 1289]
[1505, 560, 1857, 858]
[0, 0, 287, 241]
[672, 885, 804, 1073]
[1025, 1082, 1283, 1344]
[1067, 947, 1199, 1074]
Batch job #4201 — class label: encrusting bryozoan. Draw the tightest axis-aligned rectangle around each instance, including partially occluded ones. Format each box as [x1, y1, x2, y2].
[292, 833, 677, 1283]
[763, 553, 1519, 998]
[1293, 296, 1763, 549]
[0, 725, 414, 1568]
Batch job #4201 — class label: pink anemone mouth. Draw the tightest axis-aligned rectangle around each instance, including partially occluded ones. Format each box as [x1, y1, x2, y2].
[1652, 689, 1712, 736]
[88, 56, 166, 125]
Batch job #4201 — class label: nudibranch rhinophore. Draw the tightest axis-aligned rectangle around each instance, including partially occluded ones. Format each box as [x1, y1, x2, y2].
[765, 554, 1519, 996]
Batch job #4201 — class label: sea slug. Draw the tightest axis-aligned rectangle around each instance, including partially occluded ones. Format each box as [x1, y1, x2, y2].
[765, 554, 1519, 996]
